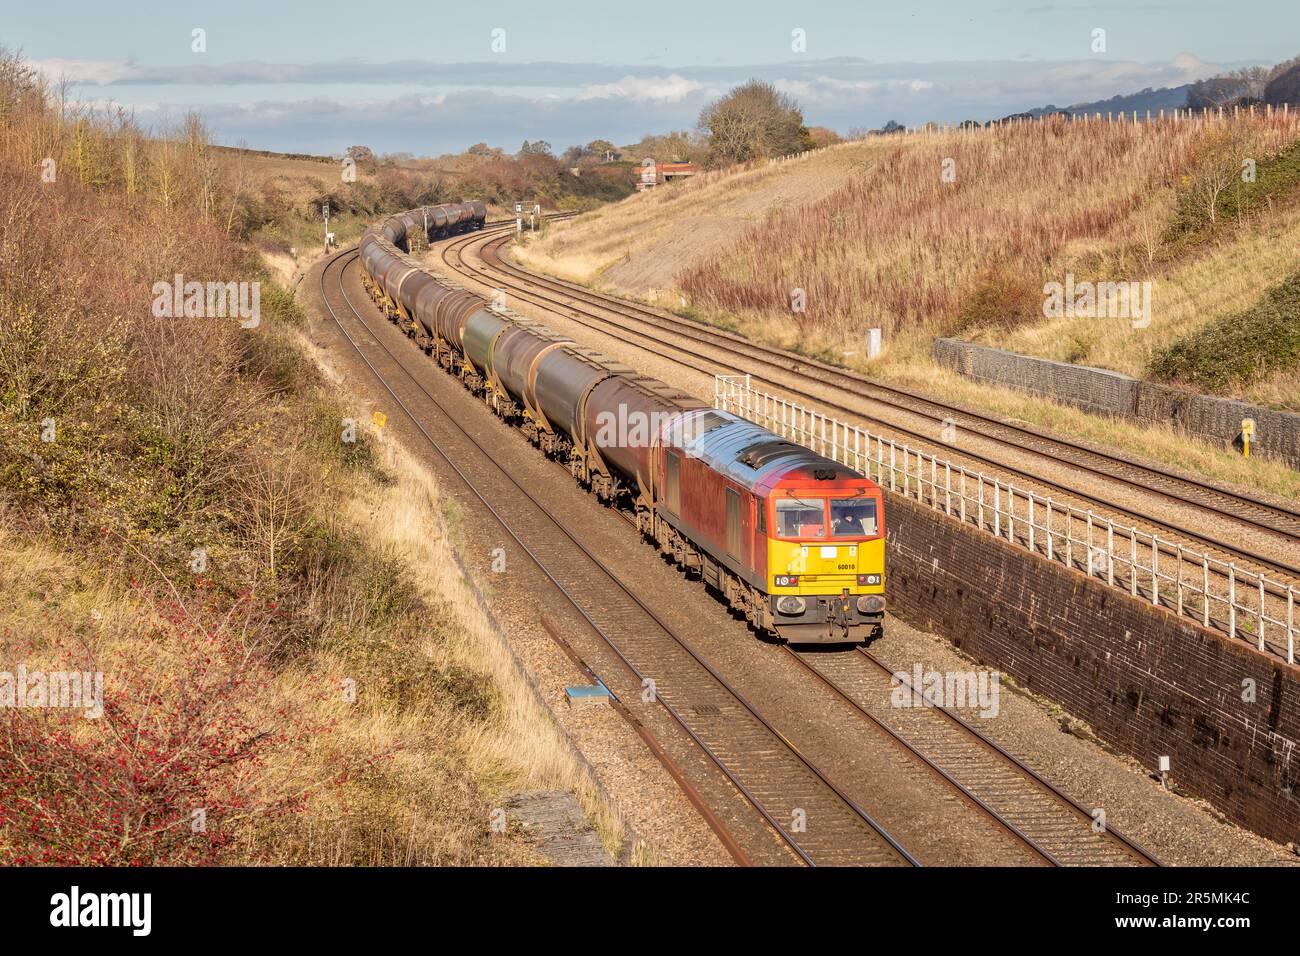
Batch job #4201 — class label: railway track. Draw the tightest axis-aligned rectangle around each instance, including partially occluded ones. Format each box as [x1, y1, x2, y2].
[318, 247, 917, 867]
[329, 236, 1169, 867]
[438, 225, 1300, 586]
[522, 430, 1161, 866]
[789, 646, 1161, 867]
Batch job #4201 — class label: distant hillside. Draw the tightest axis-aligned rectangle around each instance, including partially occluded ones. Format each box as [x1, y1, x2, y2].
[1024, 51, 1300, 119]
[213, 144, 335, 165]
[1024, 84, 1192, 118]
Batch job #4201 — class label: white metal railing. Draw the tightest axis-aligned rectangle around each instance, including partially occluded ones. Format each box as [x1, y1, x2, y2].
[715, 374, 1298, 664]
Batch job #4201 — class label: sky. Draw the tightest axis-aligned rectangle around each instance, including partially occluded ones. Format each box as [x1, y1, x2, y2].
[8, 0, 1298, 156]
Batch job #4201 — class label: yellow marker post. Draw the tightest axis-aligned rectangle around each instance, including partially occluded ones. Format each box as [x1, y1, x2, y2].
[1241, 418, 1255, 458]
[372, 411, 388, 431]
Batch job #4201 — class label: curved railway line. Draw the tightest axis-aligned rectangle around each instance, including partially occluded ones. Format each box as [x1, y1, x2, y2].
[317, 240, 1164, 867]
[319, 247, 915, 868]
[437, 225, 1300, 587]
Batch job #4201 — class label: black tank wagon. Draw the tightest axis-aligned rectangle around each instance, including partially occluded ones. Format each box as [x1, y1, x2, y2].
[355, 204, 888, 643]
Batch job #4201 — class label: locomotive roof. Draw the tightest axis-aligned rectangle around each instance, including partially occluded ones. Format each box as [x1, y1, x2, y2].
[664, 409, 871, 496]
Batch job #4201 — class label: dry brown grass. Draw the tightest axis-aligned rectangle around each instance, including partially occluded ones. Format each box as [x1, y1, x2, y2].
[522, 114, 1300, 376]
[230, 427, 628, 865]
[996, 199, 1300, 408]
[285, 343, 633, 864]
[1, 295, 630, 866]
[516, 113, 1300, 486]
[0, 430, 620, 866]
[676, 114, 1300, 343]
[0, 46, 628, 866]
[512, 140, 880, 293]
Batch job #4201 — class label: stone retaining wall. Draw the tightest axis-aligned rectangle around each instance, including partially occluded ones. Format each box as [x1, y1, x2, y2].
[885, 488, 1300, 845]
[932, 338, 1300, 467]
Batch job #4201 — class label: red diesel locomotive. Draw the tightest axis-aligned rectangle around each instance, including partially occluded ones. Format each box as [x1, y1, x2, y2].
[357, 203, 886, 643]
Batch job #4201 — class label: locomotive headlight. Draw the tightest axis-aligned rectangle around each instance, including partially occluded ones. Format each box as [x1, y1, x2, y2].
[857, 574, 882, 586]
[774, 575, 800, 587]
[857, 596, 886, 614]
[776, 596, 807, 616]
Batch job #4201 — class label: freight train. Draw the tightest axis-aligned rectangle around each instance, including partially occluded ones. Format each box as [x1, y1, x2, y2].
[356, 202, 886, 643]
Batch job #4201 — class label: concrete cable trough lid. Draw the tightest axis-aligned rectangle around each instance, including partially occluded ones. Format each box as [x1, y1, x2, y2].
[503, 791, 616, 866]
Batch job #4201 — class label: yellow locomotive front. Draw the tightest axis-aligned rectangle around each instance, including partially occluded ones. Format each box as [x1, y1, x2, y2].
[765, 487, 886, 643]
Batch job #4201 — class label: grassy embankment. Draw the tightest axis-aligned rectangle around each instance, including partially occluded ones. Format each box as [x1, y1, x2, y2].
[0, 50, 626, 865]
[513, 114, 1300, 497]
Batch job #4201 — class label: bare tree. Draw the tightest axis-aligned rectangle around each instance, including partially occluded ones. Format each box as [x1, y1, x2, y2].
[185, 112, 217, 218]
[345, 144, 376, 170]
[224, 139, 249, 236]
[1184, 127, 1243, 229]
[697, 80, 813, 167]
[1188, 63, 1288, 110]
[1265, 62, 1300, 106]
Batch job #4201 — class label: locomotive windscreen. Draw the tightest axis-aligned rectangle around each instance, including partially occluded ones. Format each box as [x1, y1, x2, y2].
[830, 498, 878, 537]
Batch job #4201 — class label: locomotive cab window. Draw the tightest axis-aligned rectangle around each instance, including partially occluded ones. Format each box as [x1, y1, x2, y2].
[831, 498, 878, 537]
[776, 498, 826, 538]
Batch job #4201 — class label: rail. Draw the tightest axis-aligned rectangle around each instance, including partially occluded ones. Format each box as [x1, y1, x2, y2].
[330, 249, 918, 865]
[715, 374, 1298, 664]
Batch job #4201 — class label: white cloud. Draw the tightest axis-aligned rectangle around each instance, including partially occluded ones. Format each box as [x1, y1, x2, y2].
[30, 56, 139, 86]
[576, 73, 708, 102]
[775, 75, 935, 101]
[25, 51, 1257, 155]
